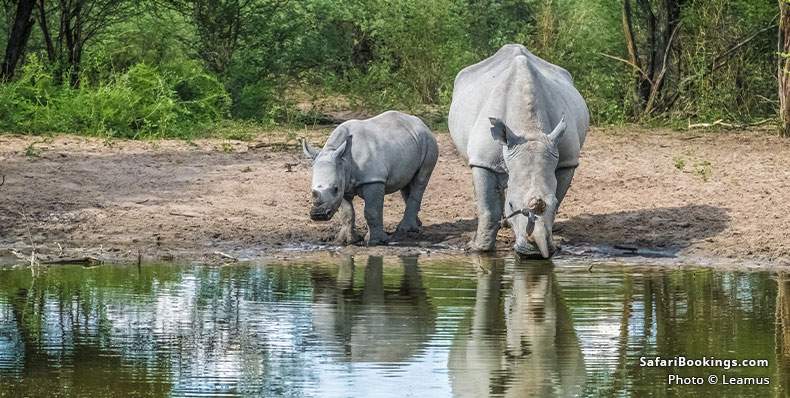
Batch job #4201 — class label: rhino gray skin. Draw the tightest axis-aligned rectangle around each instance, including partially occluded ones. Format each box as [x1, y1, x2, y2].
[448, 44, 589, 258]
[302, 111, 438, 245]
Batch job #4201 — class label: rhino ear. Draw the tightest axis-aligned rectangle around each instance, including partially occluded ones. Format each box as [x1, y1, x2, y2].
[547, 115, 567, 146]
[331, 135, 351, 161]
[489, 117, 511, 147]
[301, 138, 320, 161]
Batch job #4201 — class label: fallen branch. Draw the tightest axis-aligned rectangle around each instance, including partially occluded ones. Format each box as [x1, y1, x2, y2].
[688, 119, 734, 129]
[248, 142, 298, 151]
[10, 249, 28, 260]
[41, 256, 101, 266]
[688, 118, 773, 130]
[213, 251, 238, 262]
[169, 211, 199, 218]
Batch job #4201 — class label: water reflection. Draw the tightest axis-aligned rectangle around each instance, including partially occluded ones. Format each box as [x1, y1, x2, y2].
[310, 256, 435, 363]
[775, 274, 790, 397]
[448, 257, 585, 397]
[0, 257, 786, 397]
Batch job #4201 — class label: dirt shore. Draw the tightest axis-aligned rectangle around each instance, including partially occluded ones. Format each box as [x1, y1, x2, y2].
[0, 126, 788, 267]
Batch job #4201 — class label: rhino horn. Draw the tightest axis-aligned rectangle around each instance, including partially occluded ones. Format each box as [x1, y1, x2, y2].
[301, 138, 320, 160]
[531, 217, 552, 259]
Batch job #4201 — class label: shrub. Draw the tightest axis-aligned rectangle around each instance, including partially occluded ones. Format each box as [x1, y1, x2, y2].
[0, 57, 229, 138]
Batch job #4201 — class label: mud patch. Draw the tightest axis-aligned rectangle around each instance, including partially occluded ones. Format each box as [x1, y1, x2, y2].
[0, 127, 788, 267]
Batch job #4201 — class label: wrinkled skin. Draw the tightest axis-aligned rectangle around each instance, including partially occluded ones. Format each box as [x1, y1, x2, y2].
[448, 44, 589, 258]
[303, 111, 438, 246]
[307, 140, 351, 222]
[495, 117, 566, 258]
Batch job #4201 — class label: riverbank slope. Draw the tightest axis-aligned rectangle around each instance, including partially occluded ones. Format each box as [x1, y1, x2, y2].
[0, 127, 787, 267]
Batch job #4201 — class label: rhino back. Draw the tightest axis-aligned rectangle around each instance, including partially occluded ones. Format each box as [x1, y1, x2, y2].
[449, 44, 589, 172]
[333, 111, 436, 193]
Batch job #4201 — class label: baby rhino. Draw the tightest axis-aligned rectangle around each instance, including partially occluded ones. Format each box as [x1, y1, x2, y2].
[302, 111, 438, 245]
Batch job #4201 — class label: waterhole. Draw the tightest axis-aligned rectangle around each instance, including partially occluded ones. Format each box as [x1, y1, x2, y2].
[0, 256, 787, 397]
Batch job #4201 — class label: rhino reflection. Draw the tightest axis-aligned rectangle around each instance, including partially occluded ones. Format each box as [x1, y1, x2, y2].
[310, 256, 436, 362]
[449, 256, 585, 397]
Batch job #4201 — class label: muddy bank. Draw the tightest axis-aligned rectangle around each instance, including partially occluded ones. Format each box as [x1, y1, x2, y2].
[0, 127, 788, 267]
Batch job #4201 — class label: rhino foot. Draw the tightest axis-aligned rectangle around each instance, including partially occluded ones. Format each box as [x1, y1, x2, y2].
[466, 235, 496, 252]
[334, 230, 361, 246]
[365, 230, 389, 246]
[514, 243, 560, 260]
[395, 221, 421, 235]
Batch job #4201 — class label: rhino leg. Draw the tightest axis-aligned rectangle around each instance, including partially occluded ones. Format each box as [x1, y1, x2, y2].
[469, 167, 506, 252]
[396, 156, 436, 234]
[555, 166, 576, 206]
[360, 183, 388, 246]
[552, 167, 576, 234]
[335, 198, 361, 245]
[394, 187, 420, 235]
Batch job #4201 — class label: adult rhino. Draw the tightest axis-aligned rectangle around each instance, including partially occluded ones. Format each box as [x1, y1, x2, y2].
[448, 44, 589, 258]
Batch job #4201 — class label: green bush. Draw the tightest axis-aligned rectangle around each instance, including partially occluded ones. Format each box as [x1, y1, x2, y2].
[0, 56, 229, 138]
[0, 0, 780, 135]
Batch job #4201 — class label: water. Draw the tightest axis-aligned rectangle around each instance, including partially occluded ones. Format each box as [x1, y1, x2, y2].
[0, 256, 787, 397]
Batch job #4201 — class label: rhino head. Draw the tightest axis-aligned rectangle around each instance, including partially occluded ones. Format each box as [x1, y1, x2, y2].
[302, 136, 352, 221]
[490, 116, 566, 258]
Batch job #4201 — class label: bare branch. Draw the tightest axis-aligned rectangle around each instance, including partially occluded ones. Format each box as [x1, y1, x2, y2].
[710, 19, 777, 73]
[644, 21, 682, 115]
[599, 52, 653, 84]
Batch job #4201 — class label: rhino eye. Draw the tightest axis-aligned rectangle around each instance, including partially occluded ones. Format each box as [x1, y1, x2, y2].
[332, 187, 339, 194]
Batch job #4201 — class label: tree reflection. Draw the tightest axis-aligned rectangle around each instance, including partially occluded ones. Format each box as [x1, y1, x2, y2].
[448, 256, 585, 397]
[776, 274, 790, 397]
[0, 259, 786, 398]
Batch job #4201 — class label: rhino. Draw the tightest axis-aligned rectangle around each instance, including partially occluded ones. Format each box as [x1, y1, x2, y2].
[448, 44, 589, 258]
[302, 111, 438, 245]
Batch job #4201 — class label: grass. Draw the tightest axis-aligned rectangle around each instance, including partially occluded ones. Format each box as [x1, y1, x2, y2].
[693, 160, 713, 182]
[23, 138, 52, 158]
[673, 155, 686, 171]
[24, 143, 41, 158]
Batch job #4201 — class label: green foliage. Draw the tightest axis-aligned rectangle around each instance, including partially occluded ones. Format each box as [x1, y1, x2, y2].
[0, 55, 229, 138]
[670, 0, 777, 123]
[0, 0, 781, 137]
[673, 155, 686, 171]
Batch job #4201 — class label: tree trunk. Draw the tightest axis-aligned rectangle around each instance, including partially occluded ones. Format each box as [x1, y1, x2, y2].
[1, 0, 37, 81]
[621, 0, 683, 118]
[779, 0, 790, 137]
[622, 0, 646, 112]
[37, 0, 57, 63]
[637, 0, 658, 93]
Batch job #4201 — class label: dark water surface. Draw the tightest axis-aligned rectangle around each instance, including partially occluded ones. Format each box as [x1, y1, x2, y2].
[1, 256, 788, 397]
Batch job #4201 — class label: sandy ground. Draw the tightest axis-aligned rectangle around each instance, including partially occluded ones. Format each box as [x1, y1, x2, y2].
[0, 127, 789, 267]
